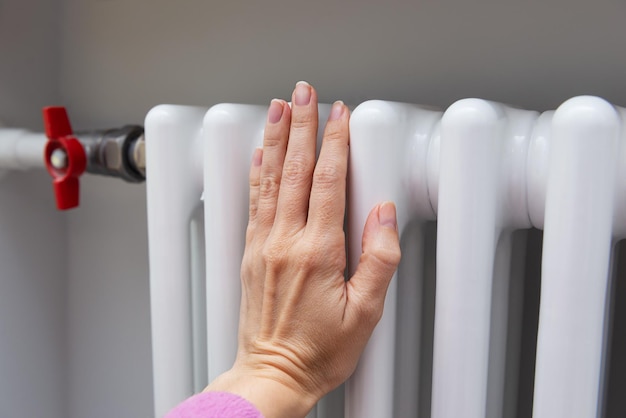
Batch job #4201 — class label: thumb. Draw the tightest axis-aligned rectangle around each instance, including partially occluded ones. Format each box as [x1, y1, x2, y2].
[348, 202, 401, 312]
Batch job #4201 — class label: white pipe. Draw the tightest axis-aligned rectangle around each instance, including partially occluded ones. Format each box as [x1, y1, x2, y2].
[394, 222, 426, 417]
[203, 103, 267, 382]
[347, 101, 439, 418]
[431, 99, 503, 418]
[532, 96, 620, 418]
[145, 105, 207, 417]
[486, 107, 536, 418]
[430, 99, 538, 418]
[347, 101, 404, 418]
[0, 128, 47, 170]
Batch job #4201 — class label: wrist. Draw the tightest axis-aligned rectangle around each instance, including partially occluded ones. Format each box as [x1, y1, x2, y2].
[204, 366, 318, 418]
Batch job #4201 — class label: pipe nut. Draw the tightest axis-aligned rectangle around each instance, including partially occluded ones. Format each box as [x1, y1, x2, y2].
[103, 140, 122, 171]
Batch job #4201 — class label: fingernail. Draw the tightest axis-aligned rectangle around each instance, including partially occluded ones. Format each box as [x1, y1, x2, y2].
[294, 81, 311, 106]
[329, 100, 344, 121]
[379, 202, 397, 229]
[252, 147, 263, 167]
[267, 99, 284, 124]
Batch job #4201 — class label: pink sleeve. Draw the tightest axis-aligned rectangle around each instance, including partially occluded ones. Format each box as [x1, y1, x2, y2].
[164, 391, 264, 418]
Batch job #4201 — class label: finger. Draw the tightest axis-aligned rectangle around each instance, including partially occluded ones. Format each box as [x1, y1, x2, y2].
[275, 81, 318, 230]
[307, 101, 349, 234]
[347, 202, 401, 323]
[241, 148, 265, 336]
[257, 99, 291, 232]
[248, 147, 263, 225]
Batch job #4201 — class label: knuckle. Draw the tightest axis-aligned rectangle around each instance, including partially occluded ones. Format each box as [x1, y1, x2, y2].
[240, 248, 257, 278]
[323, 127, 346, 143]
[296, 238, 342, 272]
[290, 114, 316, 132]
[240, 260, 252, 280]
[388, 246, 402, 267]
[248, 200, 259, 219]
[313, 162, 342, 187]
[259, 174, 281, 198]
[263, 131, 285, 149]
[371, 245, 402, 269]
[282, 156, 311, 185]
[249, 172, 260, 188]
[299, 230, 346, 270]
[262, 244, 287, 269]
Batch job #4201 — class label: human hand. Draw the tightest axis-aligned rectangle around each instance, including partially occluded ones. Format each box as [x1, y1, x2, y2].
[205, 82, 401, 418]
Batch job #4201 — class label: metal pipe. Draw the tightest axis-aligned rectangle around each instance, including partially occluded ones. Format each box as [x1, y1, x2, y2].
[0, 126, 145, 182]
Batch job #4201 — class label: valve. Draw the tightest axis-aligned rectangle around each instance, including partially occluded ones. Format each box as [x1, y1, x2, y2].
[43, 107, 87, 210]
[42, 106, 146, 210]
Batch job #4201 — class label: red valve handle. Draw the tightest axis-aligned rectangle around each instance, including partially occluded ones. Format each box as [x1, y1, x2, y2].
[43, 107, 87, 210]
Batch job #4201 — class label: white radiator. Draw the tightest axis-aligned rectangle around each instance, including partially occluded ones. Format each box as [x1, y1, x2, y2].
[145, 96, 626, 418]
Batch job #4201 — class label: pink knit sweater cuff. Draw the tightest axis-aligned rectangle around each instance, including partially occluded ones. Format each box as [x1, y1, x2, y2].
[164, 391, 264, 418]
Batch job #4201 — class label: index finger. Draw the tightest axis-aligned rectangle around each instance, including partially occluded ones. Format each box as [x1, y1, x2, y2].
[306, 101, 350, 233]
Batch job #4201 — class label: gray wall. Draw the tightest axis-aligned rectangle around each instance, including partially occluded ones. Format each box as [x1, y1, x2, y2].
[0, 172, 68, 418]
[0, 0, 61, 129]
[65, 176, 152, 418]
[60, 0, 626, 127]
[1, 0, 626, 417]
